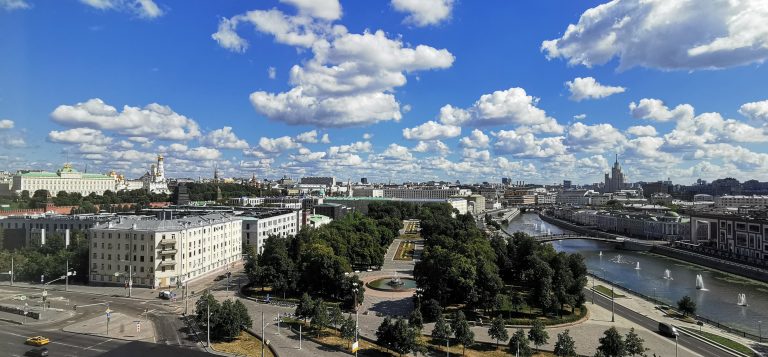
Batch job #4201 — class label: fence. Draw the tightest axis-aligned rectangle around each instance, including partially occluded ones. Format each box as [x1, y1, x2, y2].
[589, 274, 764, 342]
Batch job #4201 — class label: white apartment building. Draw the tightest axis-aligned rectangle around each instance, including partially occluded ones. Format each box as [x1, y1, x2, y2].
[13, 164, 116, 196]
[382, 188, 472, 200]
[241, 209, 303, 254]
[89, 213, 242, 288]
[229, 197, 266, 206]
[715, 195, 768, 208]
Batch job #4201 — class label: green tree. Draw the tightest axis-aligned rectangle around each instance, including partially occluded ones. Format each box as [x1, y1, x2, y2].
[554, 329, 577, 357]
[431, 313, 452, 346]
[509, 328, 532, 357]
[243, 244, 260, 285]
[452, 311, 474, 356]
[597, 327, 625, 357]
[295, 293, 316, 323]
[408, 307, 423, 331]
[624, 328, 646, 357]
[527, 319, 549, 352]
[328, 303, 343, 329]
[488, 315, 509, 348]
[677, 295, 697, 317]
[422, 298, 442, 322]
[310, 300, 330, 336]
[511, 291, 525, 313]
[340, 315, 356, 349]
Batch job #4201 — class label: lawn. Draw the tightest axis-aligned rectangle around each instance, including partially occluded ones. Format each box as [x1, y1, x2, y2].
[394, 240, 415, 261]
[679, 327, 755, 356]
[211, 331, 275, 357]
[592, 285, 626, 298]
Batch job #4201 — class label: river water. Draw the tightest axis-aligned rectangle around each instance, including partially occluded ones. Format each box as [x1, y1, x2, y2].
[506, 212, 768, 336]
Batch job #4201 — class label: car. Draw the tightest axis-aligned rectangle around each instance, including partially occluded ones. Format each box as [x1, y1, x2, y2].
[158, 290, 172, 299]
[25, 336, 50, 346]
[25, 347, 49, 357]
[214, 275, 226, 281]
[658, 322, 679, 337]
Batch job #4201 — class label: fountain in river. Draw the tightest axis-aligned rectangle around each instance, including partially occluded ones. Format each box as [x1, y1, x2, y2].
[599, 251, 603, 257]
[663, 269, 673, 280]
[635, 262, 641, 270]
[695, 274, 706, 290]
[738, 293, 747, 306]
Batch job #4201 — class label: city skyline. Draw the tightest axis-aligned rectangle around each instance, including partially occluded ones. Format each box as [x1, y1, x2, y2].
[2, 0, 768, 184]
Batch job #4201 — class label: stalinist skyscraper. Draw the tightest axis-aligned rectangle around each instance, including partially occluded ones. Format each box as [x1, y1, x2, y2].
[604, 154, 625, 193]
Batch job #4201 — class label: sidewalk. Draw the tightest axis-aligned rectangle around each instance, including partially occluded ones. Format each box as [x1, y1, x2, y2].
[588, 276, 764, 352]
[63, 312, 156, 343]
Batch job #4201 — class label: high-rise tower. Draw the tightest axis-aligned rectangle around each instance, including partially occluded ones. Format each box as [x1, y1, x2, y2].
[604, 154, 625, 193]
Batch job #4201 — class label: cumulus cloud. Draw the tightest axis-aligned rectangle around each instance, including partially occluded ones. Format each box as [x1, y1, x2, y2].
[258, 136, 302, 153]
[203, 127, 249, 149]
[320, 133, 330, 144]
[295, 130, 322, 143]
[51, 98, 201, 141]
[214, 2, 454, 127]
[80, 0, 164, 18]
[573, 114, 587, 121]
[565, 122, 626, 153]
[391, 0, 453, 27]
[462, 148, 490, 161]
[626, 125, 658, 137]
[458, 129, 490, 148]
[438, 87, 563, 133]
[629, 98, 694, 122]
[268, 66, 277, 79]
[542, 0, 768, 70]
[402, 121, 460, 140]
[0, 0, 30, 10]
[665, 112, 768, 148]
[566, 77, 625, 101]
[280, 0, 341, 21]
[0, 119, 14, 129]
[739, 99, 768, 122]
[290, 147, 327, 162]
[48, 128, 113, 145]
[412, 140, 450, 154]
[111, 149, 157, 163]
[183, 146, 222, 160]
[493, 130, 566, 158]
[380, 143, 413, 161]
[328, 141, 371, 155]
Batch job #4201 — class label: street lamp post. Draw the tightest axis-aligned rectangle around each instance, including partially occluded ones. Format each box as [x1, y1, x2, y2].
[352, 281, 359, 357]
[759, 321, 762, 343]
[591, 273, 595, 304]
[675, 334, 678, 357]
[415, 288, 423, 310]
[207, 300, 211, 347]
[114, 268, 132, 298]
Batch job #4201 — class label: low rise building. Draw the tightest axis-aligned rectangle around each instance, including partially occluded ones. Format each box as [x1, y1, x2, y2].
[13, 164, 116, 196]
[89, 213, 242, 288]
[308, 214, 332, 229]
[690, 213, 768, 262]
[715, 195, 768, 208]
[241, 209, 303, 254]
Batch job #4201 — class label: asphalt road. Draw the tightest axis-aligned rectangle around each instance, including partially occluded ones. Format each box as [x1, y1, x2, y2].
[589, 288, 724, 357]
[0, 322, 128, 357]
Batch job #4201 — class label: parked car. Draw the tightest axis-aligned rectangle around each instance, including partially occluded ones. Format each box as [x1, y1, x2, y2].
[658, 322, 679, 337]
[158, 290, 172, 299]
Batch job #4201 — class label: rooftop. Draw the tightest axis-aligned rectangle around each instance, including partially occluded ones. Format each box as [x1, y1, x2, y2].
[92, 213, 241, 232]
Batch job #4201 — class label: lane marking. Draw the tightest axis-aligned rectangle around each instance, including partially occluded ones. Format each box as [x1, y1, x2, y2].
[83, 338, 113, 351]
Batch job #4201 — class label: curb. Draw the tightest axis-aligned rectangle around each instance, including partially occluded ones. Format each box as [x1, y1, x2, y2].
[6, 284, 156, 302]
[677, 326, 752, 357]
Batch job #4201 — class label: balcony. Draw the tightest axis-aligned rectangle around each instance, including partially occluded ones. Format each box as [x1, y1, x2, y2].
[160, 238, 177, 245]
[158, 260, 176, 267]
[160, 248, 178, 255]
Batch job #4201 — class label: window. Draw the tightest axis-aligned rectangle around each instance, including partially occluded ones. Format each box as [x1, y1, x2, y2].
[140, 256, 144, 262]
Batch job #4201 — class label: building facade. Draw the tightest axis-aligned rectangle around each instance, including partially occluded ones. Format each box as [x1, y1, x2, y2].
[690, 214, 768, 261]
[13, 164, 117, 196]
[241, 209, 303, 254]
[88, 213, 242, 288]
[300, 176, 336, 187]
[604, 155, 626, 193]
[715, 195, 768, 208]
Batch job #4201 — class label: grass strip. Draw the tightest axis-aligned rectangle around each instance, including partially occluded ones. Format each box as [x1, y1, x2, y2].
[680, 327, 754, 356]
[592, 285, 626, 298]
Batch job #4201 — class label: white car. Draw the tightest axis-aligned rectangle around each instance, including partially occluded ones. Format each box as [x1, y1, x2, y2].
[158, 291, 172, 299]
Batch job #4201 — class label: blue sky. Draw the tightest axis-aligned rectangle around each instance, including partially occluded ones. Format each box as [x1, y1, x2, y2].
[2, 0, 768, 184]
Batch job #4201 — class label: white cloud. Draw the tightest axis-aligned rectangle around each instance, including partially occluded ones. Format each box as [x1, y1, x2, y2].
[296, 130, 321, 143]
[439, 87, 563, 133]
[542, 0, 768, 70]
[391, 0, 453, 27]
[215, 3, 454, 128]
[158, 143, 188, 152]
[268, 66, 277, 79]
[203, 127, 249, 149]
[3, 136, 25, 148]
[184, 146, 222, 160]
[412, 140, 450, 154]
[565, 122, 626, 153]
[290, 148, 327, 162]
[402, 121, 460, 140]
[48, 128, 113, 145]
[629, 98, 694, 122]
[77, 143, 108, 154]
[380, 143, 413, 161]
[116, 140, 134, 149]
[462, 148, 490, 161]
[573, 114, 587, 121]
[739, 99, 768, 122]
[362, 133, 373, 140]
[328, 141, 371, 156]
[280, 0, 341, 21]
[576, 155, 610, 172]
[80, 0, 164, 18]
[51, 98, 201, 141]
[626, 125, 657, 137]
[566, 77, 625, 101]
[320, 133, 330, 144]
[111, 149, 156, 162]
[0, 119, 14, 129]
[258, 136, 302, 153]
[458, 129, 490, 148]
[0, 0, 30, 10]
[665, 112, 768, 148]
[493, 130, 566, 158]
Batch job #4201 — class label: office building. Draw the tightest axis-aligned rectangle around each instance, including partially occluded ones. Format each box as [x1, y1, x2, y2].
[241, 209, 303, 254]
[89, 213, 242, 288]
[300, 176, 336, 187]
[603, 155, 626, 193]
[715, 195, 768, 208]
